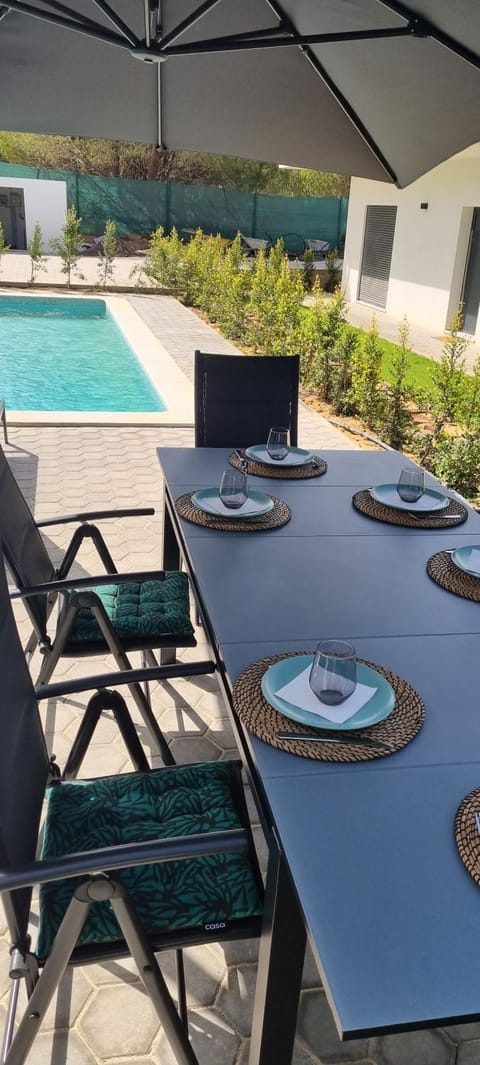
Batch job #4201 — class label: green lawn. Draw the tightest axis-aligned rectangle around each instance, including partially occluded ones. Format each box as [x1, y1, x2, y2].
[350, 327, 437, 394]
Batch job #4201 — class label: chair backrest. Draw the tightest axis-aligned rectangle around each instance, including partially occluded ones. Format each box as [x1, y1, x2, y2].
[194, 351, 299, 448]
[0, 444, 55, 637]
[0, 554, 49, 947]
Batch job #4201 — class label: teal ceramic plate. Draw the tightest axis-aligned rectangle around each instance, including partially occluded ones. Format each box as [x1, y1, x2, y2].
[245, 444, 313, 468]
[261, 655, 396, 731]
[451, 545, 480, 578]
[191, 487, 274, 519]
[370, 483, 449, 513]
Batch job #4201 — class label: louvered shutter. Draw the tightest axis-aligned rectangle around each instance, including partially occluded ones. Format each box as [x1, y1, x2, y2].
[358, 206, 397, 309]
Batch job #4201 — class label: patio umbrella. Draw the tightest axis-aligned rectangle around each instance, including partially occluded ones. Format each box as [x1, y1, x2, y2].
[1, 0, 480, 187]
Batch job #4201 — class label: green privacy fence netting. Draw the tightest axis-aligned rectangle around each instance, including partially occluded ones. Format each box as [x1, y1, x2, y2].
[0, 162, 348, 252]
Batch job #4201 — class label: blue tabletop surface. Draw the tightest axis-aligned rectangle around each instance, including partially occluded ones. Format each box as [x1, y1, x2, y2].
[157, 446, 480, 1037]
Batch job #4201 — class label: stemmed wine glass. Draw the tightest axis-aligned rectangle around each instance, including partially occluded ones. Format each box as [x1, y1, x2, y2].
[397, 466, 425, 503]
[267, 426, 290, 461]
[219, 469, 248, 509]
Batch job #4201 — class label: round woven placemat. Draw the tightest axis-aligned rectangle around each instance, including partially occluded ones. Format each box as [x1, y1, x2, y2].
[229, 449, 327, 479]
[352, 489, 468, 528]
[232, 652, 424, 761]
[174, 492, 291, 532]
[427, 551, 480, 602]
[455, 788, 480, 887]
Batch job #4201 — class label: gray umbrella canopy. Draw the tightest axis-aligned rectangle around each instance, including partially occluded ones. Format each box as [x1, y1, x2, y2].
[1, 0, 480, 186]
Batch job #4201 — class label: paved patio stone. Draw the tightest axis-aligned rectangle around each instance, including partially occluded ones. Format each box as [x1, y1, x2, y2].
[297, 991, 369, 1062]
[79, 984, 159, 1057]
[457, 1040, 480, 1064]
[368, 1029, 456, 1065]
[216, 963, 258, 1037]
[35, 1030, 97, 1065]
[155, 1006, 240, 1065]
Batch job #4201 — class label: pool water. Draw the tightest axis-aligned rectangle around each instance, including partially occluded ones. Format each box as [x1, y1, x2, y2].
[0, 296, 166, 411]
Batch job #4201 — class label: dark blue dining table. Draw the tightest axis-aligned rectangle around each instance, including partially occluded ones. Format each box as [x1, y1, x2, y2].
[157, 446, 480, 1065]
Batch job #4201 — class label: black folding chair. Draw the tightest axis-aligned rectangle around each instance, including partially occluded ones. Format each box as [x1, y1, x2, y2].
[0, 557, 263, 1065]
[0, 444, 215, 767]
[194, 351, 299, 448]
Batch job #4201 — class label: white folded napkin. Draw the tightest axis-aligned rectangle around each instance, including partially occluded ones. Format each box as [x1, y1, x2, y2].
[209, 494, 262, 515]
[276, 665, 377, 724]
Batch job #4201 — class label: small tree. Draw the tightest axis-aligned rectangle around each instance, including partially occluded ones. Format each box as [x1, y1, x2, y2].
[379, 316, 414, 450]
[431, 306, 470, 422]
[351, 315, 384, 430]
[27, 222, 47, 283]
[97, 219, 117, 288]
[302, 247, 315, 291]
[50, 206, 84, 287]
[0, 221, 10, 276]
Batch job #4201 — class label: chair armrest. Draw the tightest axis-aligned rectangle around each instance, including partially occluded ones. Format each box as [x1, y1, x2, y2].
[11, 569, 166, 598]
[35, 660, 216, 701]
[36, 507, 155, 528]
[0, 829, 249, 892]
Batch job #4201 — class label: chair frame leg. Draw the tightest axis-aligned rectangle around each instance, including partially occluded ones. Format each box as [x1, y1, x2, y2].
[62, 689, 151, 780]
[36, 598, 175, 767]
[3, 896, 91, 1065]
[110, 890, 199, 1065]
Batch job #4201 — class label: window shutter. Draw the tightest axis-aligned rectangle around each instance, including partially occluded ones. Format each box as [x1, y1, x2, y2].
[358, 205, 397, 309]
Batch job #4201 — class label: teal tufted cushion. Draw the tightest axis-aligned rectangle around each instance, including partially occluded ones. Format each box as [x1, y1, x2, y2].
[66, 572, 194, 643]
[37, 762, 262, 960]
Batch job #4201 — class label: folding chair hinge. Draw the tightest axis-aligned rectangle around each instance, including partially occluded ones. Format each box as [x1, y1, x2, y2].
[9, 949, 38, 982]
[39, 635, 52, 654]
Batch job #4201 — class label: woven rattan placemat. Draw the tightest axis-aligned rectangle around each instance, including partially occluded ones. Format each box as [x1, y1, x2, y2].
[232, 652, 424, 761]
[427, 551, 480, 602]
[229, 449, 327, 479]
[352, 489, 468, 528]
[455, 788, 480, 887]
[174, 492, 291, 532]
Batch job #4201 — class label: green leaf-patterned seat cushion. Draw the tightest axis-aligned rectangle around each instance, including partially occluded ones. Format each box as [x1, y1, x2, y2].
[37, 762, 263, 960]
[62, 572, 194, 650]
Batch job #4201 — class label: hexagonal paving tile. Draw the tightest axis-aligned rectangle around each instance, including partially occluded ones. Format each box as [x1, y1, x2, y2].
[298, 990, 368, 1062]
[79, 984, 158, 1058]
[237, 1037, 321, 1064]
[155, 944, 226, 1008]
[215, 963, 257, 1037]
[368, 1028, 456, 1065]
[34, 1029, 96, 1065]
[457, 1041, 480, 1064]
[169, 735, 221, 764]
[155, 1005, 240, 1065]
[42, 969, 93, 1030]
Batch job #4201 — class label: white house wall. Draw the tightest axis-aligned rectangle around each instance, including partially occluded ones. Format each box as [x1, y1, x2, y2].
[0, 176, 67, 245]
[343, 151, 480, 343]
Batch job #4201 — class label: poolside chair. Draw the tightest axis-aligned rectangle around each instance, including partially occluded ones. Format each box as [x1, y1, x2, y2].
[194, 351, 300, 448]
[0, 444, 215, 768]
[0, 556, 263, 1065]
[305, 239, 330, 260]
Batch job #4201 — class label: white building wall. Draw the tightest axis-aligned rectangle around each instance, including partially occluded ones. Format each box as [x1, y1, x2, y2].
[343, 148, 480, 343]
[0, 176, 67, 245]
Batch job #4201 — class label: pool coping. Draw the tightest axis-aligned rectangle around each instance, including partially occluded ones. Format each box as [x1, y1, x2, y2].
[1, 290, 194, 427]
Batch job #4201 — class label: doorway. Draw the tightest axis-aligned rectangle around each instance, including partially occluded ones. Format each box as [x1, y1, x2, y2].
[461, 207, 480, 335]
[0, 187, 26, 250]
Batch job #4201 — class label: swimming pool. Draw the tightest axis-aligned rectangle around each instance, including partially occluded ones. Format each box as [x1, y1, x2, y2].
[0, 295, 166, 412]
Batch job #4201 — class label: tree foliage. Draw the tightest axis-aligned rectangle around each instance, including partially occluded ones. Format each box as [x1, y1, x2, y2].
[0, 132, 350, 197]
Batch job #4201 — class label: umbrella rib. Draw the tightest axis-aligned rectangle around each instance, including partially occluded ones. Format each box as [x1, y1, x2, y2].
[265, 0, 398, 185]
[3, 0, 133, 48]
[159, 0, 224, 51]
[13, 0, 110, 32]
[376, 0, 480, 72]
[89, 0, 139, 47]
